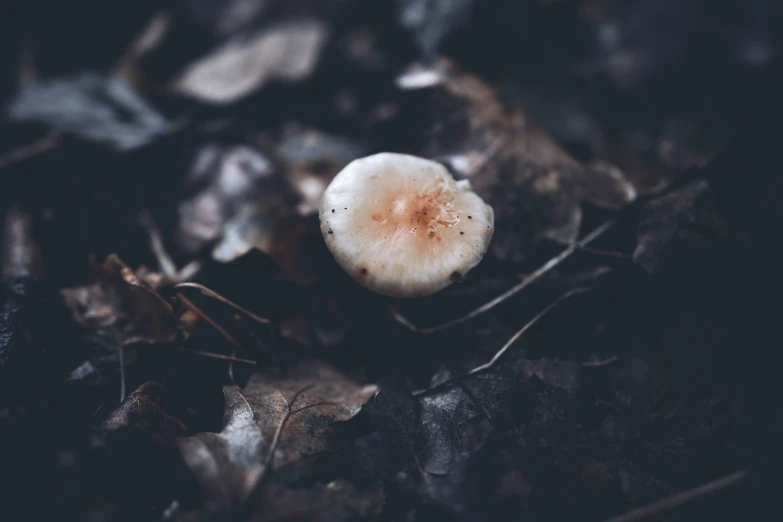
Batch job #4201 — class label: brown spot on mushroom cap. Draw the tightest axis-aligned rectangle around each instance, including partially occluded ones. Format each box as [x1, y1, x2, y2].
[319, 153, 494, 297]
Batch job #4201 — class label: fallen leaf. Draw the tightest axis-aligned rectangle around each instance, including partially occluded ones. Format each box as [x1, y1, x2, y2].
[633, 179, 732, 273]
[173, 138, 298, 262]
[61, 254, 179, 346]
[104, 381, 191, 447]
[177, 359, 377, 514]
[172, 20, 329, 104]
[475, 160, 636, 258]
[405, 61, 637, 260]
[5, 72, 168, 151]
[177, 387, 263, 508]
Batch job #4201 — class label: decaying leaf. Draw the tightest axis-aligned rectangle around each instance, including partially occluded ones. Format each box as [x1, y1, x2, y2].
[172, 20, 328, 104]
[353, 353, 620, 520]
[406, 60, 637, 260]
[633, 178, 733, 273]
[174, 138, 297, 263]
[61, 254, 179, 346]
[177, 387, 263, 509]
[5, 72, 168, 150]
[476, 160, 636, 259]
[104, 381, 192, 447]
[177, 359, 377, 515]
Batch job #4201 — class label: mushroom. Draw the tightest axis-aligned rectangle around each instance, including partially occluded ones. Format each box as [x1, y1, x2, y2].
[319, 152, 494, 297]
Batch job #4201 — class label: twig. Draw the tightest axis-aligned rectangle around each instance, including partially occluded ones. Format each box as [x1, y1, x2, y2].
[603, 469, 747, 522]
[139, 212, 202, 281]
[113, 10, 170, 86]
[118, 346, 126, 403]
[0, 134, 61, 171]
[139, 212, 178, 278]
[577, 246, 631, 260]
[467, 133, 510, 178]
[393, 219, 616, 334]
[175, 283, 270, 325]
[583, 355, 620, 368]
[176, 346, 257, 365]
[413, 288, 586, 397]
[176, 292, 244, 351]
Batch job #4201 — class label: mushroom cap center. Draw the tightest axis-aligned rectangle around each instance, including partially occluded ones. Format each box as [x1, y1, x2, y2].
[319, 153, 494, 297]
[377, 184, 459, 236]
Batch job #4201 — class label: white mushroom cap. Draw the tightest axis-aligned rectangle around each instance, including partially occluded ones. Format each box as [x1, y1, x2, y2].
[319, 153, 494, 297]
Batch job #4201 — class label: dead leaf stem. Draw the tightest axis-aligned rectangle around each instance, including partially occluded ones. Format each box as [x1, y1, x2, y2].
[603, 469, 747, 522]
[176, 347, 257, 365]
[176, 292, 244, 351]
[413, 288, 586, 396]
[175, 283, 271, 325]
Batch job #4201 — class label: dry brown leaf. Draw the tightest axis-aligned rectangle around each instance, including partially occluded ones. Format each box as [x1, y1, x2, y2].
[177, 360, 377, 514]
[61, 254, 179, 346]
[409, 60, 637, 260]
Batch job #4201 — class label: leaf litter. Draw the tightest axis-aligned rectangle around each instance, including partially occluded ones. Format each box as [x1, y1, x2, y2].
[1, 2, 780, 522]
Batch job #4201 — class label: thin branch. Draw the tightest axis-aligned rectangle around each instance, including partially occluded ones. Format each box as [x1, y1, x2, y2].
[577, 246, 631, 260]
[413, 288, 586, 397]
[139, 212, 202, 281]
[467, 133, 510, 178]
[583, 355, 620, 368]
[393, 219, 616, 334]
[603, 469, 747, 522]
[118, 346, 126, 403]
[176, 292, 244, 351]
[175, 282, 270, 325]
[176, 346, 257, 365]
[0, 134, 61, 171]
[139, 212, 177, 278]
